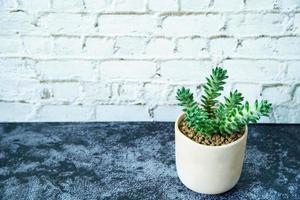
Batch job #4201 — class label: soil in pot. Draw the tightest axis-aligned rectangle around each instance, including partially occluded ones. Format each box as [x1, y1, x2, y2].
[179, 119, 245, 146]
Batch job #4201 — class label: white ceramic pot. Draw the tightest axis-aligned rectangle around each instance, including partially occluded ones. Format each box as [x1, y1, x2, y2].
[175, 113, 248, 194]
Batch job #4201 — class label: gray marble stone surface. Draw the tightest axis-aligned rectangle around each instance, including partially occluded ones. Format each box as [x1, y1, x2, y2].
[0, 122, 299, 200]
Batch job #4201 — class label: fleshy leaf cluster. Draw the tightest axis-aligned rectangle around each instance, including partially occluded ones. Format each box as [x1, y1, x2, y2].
[176, 67, 272, 137]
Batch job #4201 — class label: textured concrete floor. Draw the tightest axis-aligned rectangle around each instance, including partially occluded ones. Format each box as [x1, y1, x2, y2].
[0, 122, 299, 200]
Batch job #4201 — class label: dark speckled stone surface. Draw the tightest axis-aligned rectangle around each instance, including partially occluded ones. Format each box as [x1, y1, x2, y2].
[0, 123, 299, 200]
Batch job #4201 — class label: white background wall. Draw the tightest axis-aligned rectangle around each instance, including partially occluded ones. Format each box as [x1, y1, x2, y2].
[0, 0, 300, 122]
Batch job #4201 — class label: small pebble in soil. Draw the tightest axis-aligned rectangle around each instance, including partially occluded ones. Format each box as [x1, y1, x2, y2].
[179, 119, 244, 146]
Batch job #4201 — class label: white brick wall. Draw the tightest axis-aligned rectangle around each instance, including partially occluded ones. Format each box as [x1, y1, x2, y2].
[0, 0, 300, 122]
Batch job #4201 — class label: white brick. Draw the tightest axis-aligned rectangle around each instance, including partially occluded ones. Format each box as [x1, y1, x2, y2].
[114, 36, 147, 55]
[100, 61, 156, 80]
[0, 36, 21, 54]
[96, 105, 151, 121]
[40, 13, 93, 34]
[0, 58, 36, 79]
[148, 0, 178, 11]
[52, 0, 83, 10]
[276, 37, 300, 59]
[110, 82, 141, 102]
[293, 86, 300, 103]
[143, 83, 168, 105]
[145, 38, 174, 56]
[226, 14, 286, 37]
[236, 38, 276, 58]
[221, 60, 282, 82]
[22, 36, 52, 55]
[41, 82, 80, 102]
[273, 106, 290, 123]
[211, 0, 243, 11]
[0, 103, 32, 121]
[53, 37, 82, 56]
[294, 14, 300, 34]
[0, 79, 40, 102]
[0, 12, 37, 34]
[0, 0, 17, 10]
[286, 61, 300, 81]
[210, 38, 237, 57]
[245, 0, 275, 10]
[153, 105, 181, 121]
[38, 105, 93, 121]
[84, 0, 112, 11]
[262, 85, 291, 105]
[19, 0, 50, 10]
[160, 60, 212, 82]
[84, 37, 114, 57]
[279, 0, 300, 10]
[232, 83, 262, 104]
[180, 0, 211, 11]
[176, 38, 209, 57]
[113, 0, 145, 11]
[81, 81, 111, 102]
[162, 15, 224, 36]
[37, 60, 96, 81]
[98, 15, 154, 35]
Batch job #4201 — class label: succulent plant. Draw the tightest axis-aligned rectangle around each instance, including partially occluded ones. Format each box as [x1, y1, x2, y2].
[176, 67, 272, 137]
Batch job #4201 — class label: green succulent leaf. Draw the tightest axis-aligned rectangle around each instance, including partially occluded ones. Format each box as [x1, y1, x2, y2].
[176, 67, 272, 137]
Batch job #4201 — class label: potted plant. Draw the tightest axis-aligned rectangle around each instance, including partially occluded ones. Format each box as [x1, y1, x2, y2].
[175, 67, 272, 194]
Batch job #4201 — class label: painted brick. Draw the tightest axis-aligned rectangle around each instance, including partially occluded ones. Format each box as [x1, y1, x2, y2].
[52, 0, 83, 11]
[19, 0, 51, 10]
[38, 105, 94, 122]
[160, 60, 212, 82]
[226, 14, 286, 36]
[221, 60, 283, 82]
[235, 38, 276, 58]
[211, 0, 244, 11]
[0, 79, 40, 102]
[22, 36, 52, 55]
[96, 105, 151, 121]
[100, 61, 156, 80]
[176, 38, 209, 58]
[113, 0, 145, 11]
[0, 12, 37, 34]
[262, 85, 291, 105]
[162, 15, 224, 36]
[98, 15, 154, 35]
[53, 37, 82, 56]
[0, 58, 36, 79]
[84, 37, 114, 57]
[180, 0, 211, 11]
[210, 38, 238, 57]
[0, 36, 21, 54]
[84, 0, 112, 11]
[285, 61, 300, 81]
[279, 0, 300, 10]
[148, 0, 178, 11]
[0, 103, 32, 121]
[145, 38, 174, 56]
[37, 60, 96, 81]
[110, 82, 141, 103]
[41, 82, 80, 102]
[276, 37, 300, 59]
[143, 83, 168, 105]
[0, 0, 17, 10]
[153, 105, 181, 121]
[40, 13, 93, 34]
[293, 85, 300, 103]
[114, 36, 147, 55]
[244, 0, 275, 10]
[81, 81, 111, 102]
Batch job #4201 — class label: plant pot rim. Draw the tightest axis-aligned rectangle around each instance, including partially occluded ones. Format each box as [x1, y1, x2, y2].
[175, 113, 248, 149]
